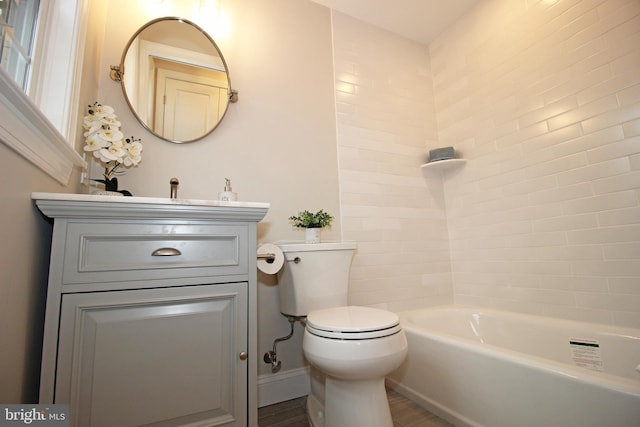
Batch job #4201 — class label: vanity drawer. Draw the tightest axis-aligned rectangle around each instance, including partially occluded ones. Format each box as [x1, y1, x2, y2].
[61, 222, 248, 285]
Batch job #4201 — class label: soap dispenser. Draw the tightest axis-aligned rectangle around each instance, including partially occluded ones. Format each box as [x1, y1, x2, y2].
[219, 178, 237, 201]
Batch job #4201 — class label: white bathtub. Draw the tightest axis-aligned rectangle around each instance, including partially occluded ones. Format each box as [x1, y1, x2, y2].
[387, 305, 640, 427]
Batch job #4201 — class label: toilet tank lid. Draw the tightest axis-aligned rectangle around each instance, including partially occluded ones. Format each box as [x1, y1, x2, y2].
[306, 306, 399, 332]
[275, 241, 357, 252]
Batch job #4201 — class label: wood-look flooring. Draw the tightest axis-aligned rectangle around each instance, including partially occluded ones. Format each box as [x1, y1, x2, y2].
[258, 388, 454, 427]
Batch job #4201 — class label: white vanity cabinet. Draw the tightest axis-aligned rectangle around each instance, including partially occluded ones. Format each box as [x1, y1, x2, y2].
[33, 193, 269, 427]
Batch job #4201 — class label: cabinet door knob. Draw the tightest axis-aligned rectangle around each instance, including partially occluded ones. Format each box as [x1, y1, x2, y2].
[239, 351, 248, 361]
[151, 247, 182, 256]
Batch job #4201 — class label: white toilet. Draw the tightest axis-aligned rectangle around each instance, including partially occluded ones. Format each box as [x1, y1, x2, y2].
[276, 241, 408, 427]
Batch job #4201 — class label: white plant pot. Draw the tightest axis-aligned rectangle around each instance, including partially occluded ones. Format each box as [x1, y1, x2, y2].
[92, 190, 124, 196]
[305, 228, 321, 243]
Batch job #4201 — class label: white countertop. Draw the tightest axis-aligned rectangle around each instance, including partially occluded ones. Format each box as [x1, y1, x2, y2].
[32, 192, 270, 209]
[32, 192, 270, 221]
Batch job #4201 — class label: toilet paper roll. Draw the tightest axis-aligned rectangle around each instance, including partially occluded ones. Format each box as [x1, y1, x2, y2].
[257, 243, 284, 275]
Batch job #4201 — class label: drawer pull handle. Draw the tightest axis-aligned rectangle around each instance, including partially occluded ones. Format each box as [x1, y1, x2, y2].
[152, 247, 182, 257]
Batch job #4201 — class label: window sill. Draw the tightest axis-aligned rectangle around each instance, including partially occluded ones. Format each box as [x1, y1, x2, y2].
[0, 68, 86, 185]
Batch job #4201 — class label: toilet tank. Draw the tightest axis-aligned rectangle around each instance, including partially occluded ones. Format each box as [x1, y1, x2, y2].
[276, 241, 356, 317]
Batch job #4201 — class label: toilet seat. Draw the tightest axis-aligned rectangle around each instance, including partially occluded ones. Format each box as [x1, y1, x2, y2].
[306, 306, 401, 340]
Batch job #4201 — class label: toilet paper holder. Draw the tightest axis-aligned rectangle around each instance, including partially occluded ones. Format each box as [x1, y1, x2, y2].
[256, 253, 300, 264]
[257, 253, 276, 262]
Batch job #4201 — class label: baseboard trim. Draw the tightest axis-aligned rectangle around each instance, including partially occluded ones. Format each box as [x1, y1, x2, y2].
[258, 367, 310, 408]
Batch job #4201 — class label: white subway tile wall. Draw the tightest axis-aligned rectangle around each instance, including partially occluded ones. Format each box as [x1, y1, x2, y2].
[432, 0, 640, 327]
[333, 0, 640, 327]
[332, 12, 454, 312]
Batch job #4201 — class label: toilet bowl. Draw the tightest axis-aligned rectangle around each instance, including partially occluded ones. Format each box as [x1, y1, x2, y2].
[275, 242, 408, 427]
[303, 306, 408, 427]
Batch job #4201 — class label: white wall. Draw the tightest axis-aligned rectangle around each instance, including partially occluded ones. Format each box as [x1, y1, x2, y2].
[332, 12, 454, 311]
[432, 0, 640, 327]
[0, 144, 67, 403]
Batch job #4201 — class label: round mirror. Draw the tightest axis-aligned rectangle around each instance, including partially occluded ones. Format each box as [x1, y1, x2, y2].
[115, 17, 236, 143]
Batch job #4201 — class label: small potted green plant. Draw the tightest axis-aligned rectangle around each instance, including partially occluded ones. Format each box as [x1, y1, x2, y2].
[289, 209, 334, 243]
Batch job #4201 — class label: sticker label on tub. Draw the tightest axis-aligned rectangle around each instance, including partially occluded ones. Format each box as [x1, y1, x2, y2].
[570, 339, 603, 372]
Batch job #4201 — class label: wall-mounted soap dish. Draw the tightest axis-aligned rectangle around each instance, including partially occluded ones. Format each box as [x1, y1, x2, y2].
[420, 158, 467, 173]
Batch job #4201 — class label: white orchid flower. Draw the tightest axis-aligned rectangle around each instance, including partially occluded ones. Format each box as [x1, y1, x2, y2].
[84, 133, 109, 151]
[83, 118, 102, 132]
[96, 141, 126, 163]
[93, 149, 115, 163]
[99, 116, 121, 127]
[97, 128, 124, 142]
[92, 104, 115, 117]
[83, 128, 99, 138]
[123, 140, 143, 166]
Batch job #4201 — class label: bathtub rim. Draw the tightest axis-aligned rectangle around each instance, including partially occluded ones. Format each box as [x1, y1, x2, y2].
[399, 304, 640, 336]
[397, 304, 640, 397]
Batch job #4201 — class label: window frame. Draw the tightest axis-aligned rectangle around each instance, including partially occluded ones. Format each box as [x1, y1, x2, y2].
[0, 0, 87, 185]
[0, 68, 84, 184]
